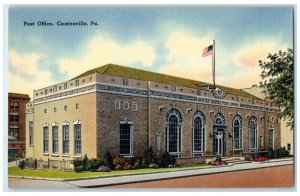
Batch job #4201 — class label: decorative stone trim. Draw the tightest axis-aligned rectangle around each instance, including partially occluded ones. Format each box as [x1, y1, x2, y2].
[33, 82, 280, 113]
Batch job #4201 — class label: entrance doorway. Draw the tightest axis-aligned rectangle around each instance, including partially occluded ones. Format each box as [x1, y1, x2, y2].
[215, 131, 223, 155]
[213, 128, 226, 156]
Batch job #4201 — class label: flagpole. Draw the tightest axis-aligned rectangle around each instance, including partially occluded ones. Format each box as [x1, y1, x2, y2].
[213, 40, 216, 89]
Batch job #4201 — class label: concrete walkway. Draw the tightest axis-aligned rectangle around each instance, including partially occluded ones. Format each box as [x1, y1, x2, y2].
[66, 158, 293, 188]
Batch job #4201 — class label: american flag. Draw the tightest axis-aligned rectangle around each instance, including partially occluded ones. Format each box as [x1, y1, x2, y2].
[202, 45, 214, 57]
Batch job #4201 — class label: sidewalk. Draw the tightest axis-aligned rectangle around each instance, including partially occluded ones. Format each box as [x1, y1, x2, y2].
[66, 158, 293, 188]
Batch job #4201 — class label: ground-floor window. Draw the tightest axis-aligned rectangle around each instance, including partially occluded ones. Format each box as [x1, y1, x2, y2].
[166, 109, 182, 154]
[249, 116, 258, 149]
[74, 124, 81, 155]
[63, 125, 69, 154]
[52, 126, 59, 153]
[269, 128, 274, 149]
[120, 123, 132, 155]
[192, 111, 205, 153]
[43, 126, 49, 153]
[233, 115, 242, 150]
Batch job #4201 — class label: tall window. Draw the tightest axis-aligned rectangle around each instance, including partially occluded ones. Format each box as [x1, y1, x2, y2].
[269, 128, 274, 149]
[75, 80, 79, 86]
[43, 126, 49, 153]
[233, 115, 242, 150]
[63, 125, 69, 154]
[166, 109, 182, 153]
[249, 116, 258, 149]
[193, 111, 206, 153]
[74, 124, 81, 155]
[64, 83, 67, 89]
[29, 122, 33, 145]
[120, 123, 132, 155]
[52, 126, 59, 153]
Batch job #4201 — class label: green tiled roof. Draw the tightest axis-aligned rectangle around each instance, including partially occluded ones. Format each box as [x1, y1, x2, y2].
[73, 63, 261, 99]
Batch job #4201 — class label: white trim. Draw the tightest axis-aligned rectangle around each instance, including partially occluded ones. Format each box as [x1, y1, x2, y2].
[62, 121, 70, 126]
[73, 155, 82, 158]
[73, 120, 81, 125]
[120, 119, 133, 124]
[62, 154, 70, 157]
[43, 123, 49, 127]
[51, 154, 59, 157]
[52, 122, 59, 126]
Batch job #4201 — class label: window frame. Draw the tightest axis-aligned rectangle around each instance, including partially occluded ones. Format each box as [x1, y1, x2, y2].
[192, 111, 206, 153]
[52, 125, 59, 154]
[165, 109, 182, 154]
[119, 122, 133, 156]
[43, 125, 49, 153]
[74, 123, 82, 155]
[233, 115, 243, 150]
[62, 124, 70, 154]
[249, 116, 258, 150]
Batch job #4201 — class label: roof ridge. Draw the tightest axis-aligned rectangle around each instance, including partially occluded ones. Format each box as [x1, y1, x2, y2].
[101, 63, 111, 73]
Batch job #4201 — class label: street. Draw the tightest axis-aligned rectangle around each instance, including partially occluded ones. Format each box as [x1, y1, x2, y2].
[103, 165, 294, 188]
[8, 165, 293, 189]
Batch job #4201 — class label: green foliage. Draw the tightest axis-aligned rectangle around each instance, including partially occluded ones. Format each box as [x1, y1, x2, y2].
[158, 152, 176, 168]
[87, 158, 104, 172]
[145, 146, 157, 165]
[259, 48, 294, 129]
[74, 165, 84, 173]
[18, 160, 25, 170]
[103, 151, 114, 170]
[268, 147, 290, 158]
[82, 154, 89, 171]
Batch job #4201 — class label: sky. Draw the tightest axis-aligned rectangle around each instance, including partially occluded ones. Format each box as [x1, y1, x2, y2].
[8, 6, 294, 97]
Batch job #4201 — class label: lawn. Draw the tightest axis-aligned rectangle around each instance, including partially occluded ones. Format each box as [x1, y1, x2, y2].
[8, 164, 209, 179]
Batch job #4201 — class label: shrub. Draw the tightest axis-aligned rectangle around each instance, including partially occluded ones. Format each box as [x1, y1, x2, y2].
[18, 160, 25, 170]
[145, 146, 156, 165]
[158, 152, 176, 168]
[149, 163, 158, 168]
[88, 158, 104, 172]
[209, 156, 227, 166]
[113, 156, 133, 170]
[97, 166, 111, 172]
[133, 157, 143, 169]
[74, 165, 84, 173]
[82, 154, 89, 171]
[103, 151, 114, 170]
[251, 156, 268, 162]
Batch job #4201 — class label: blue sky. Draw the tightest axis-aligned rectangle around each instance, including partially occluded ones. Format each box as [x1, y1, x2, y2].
[8, 6, 294, 96]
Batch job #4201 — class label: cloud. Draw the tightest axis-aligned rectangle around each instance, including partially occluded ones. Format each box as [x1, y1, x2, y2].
[9, 70, 55, 98]
[58, 36, 157, 78]
[217, 67, 262, 89]
[9, 49, 41, 74]
[158, 31, 214, 82]
[9, 50, 55, 97]
[234, 40, 287, 67]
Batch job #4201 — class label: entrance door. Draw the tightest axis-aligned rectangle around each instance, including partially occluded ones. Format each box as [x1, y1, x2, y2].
[215, 131, 223, 156]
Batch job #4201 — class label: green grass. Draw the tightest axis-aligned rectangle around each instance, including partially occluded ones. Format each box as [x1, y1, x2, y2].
[8, 164, 209, 179]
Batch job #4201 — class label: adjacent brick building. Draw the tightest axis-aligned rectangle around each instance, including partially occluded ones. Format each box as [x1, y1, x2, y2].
[8, 93, 30, 159]
[26, 64, 281, 164]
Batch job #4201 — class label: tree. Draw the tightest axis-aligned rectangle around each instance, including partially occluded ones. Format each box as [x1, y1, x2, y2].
[259, 48, 294, 129]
